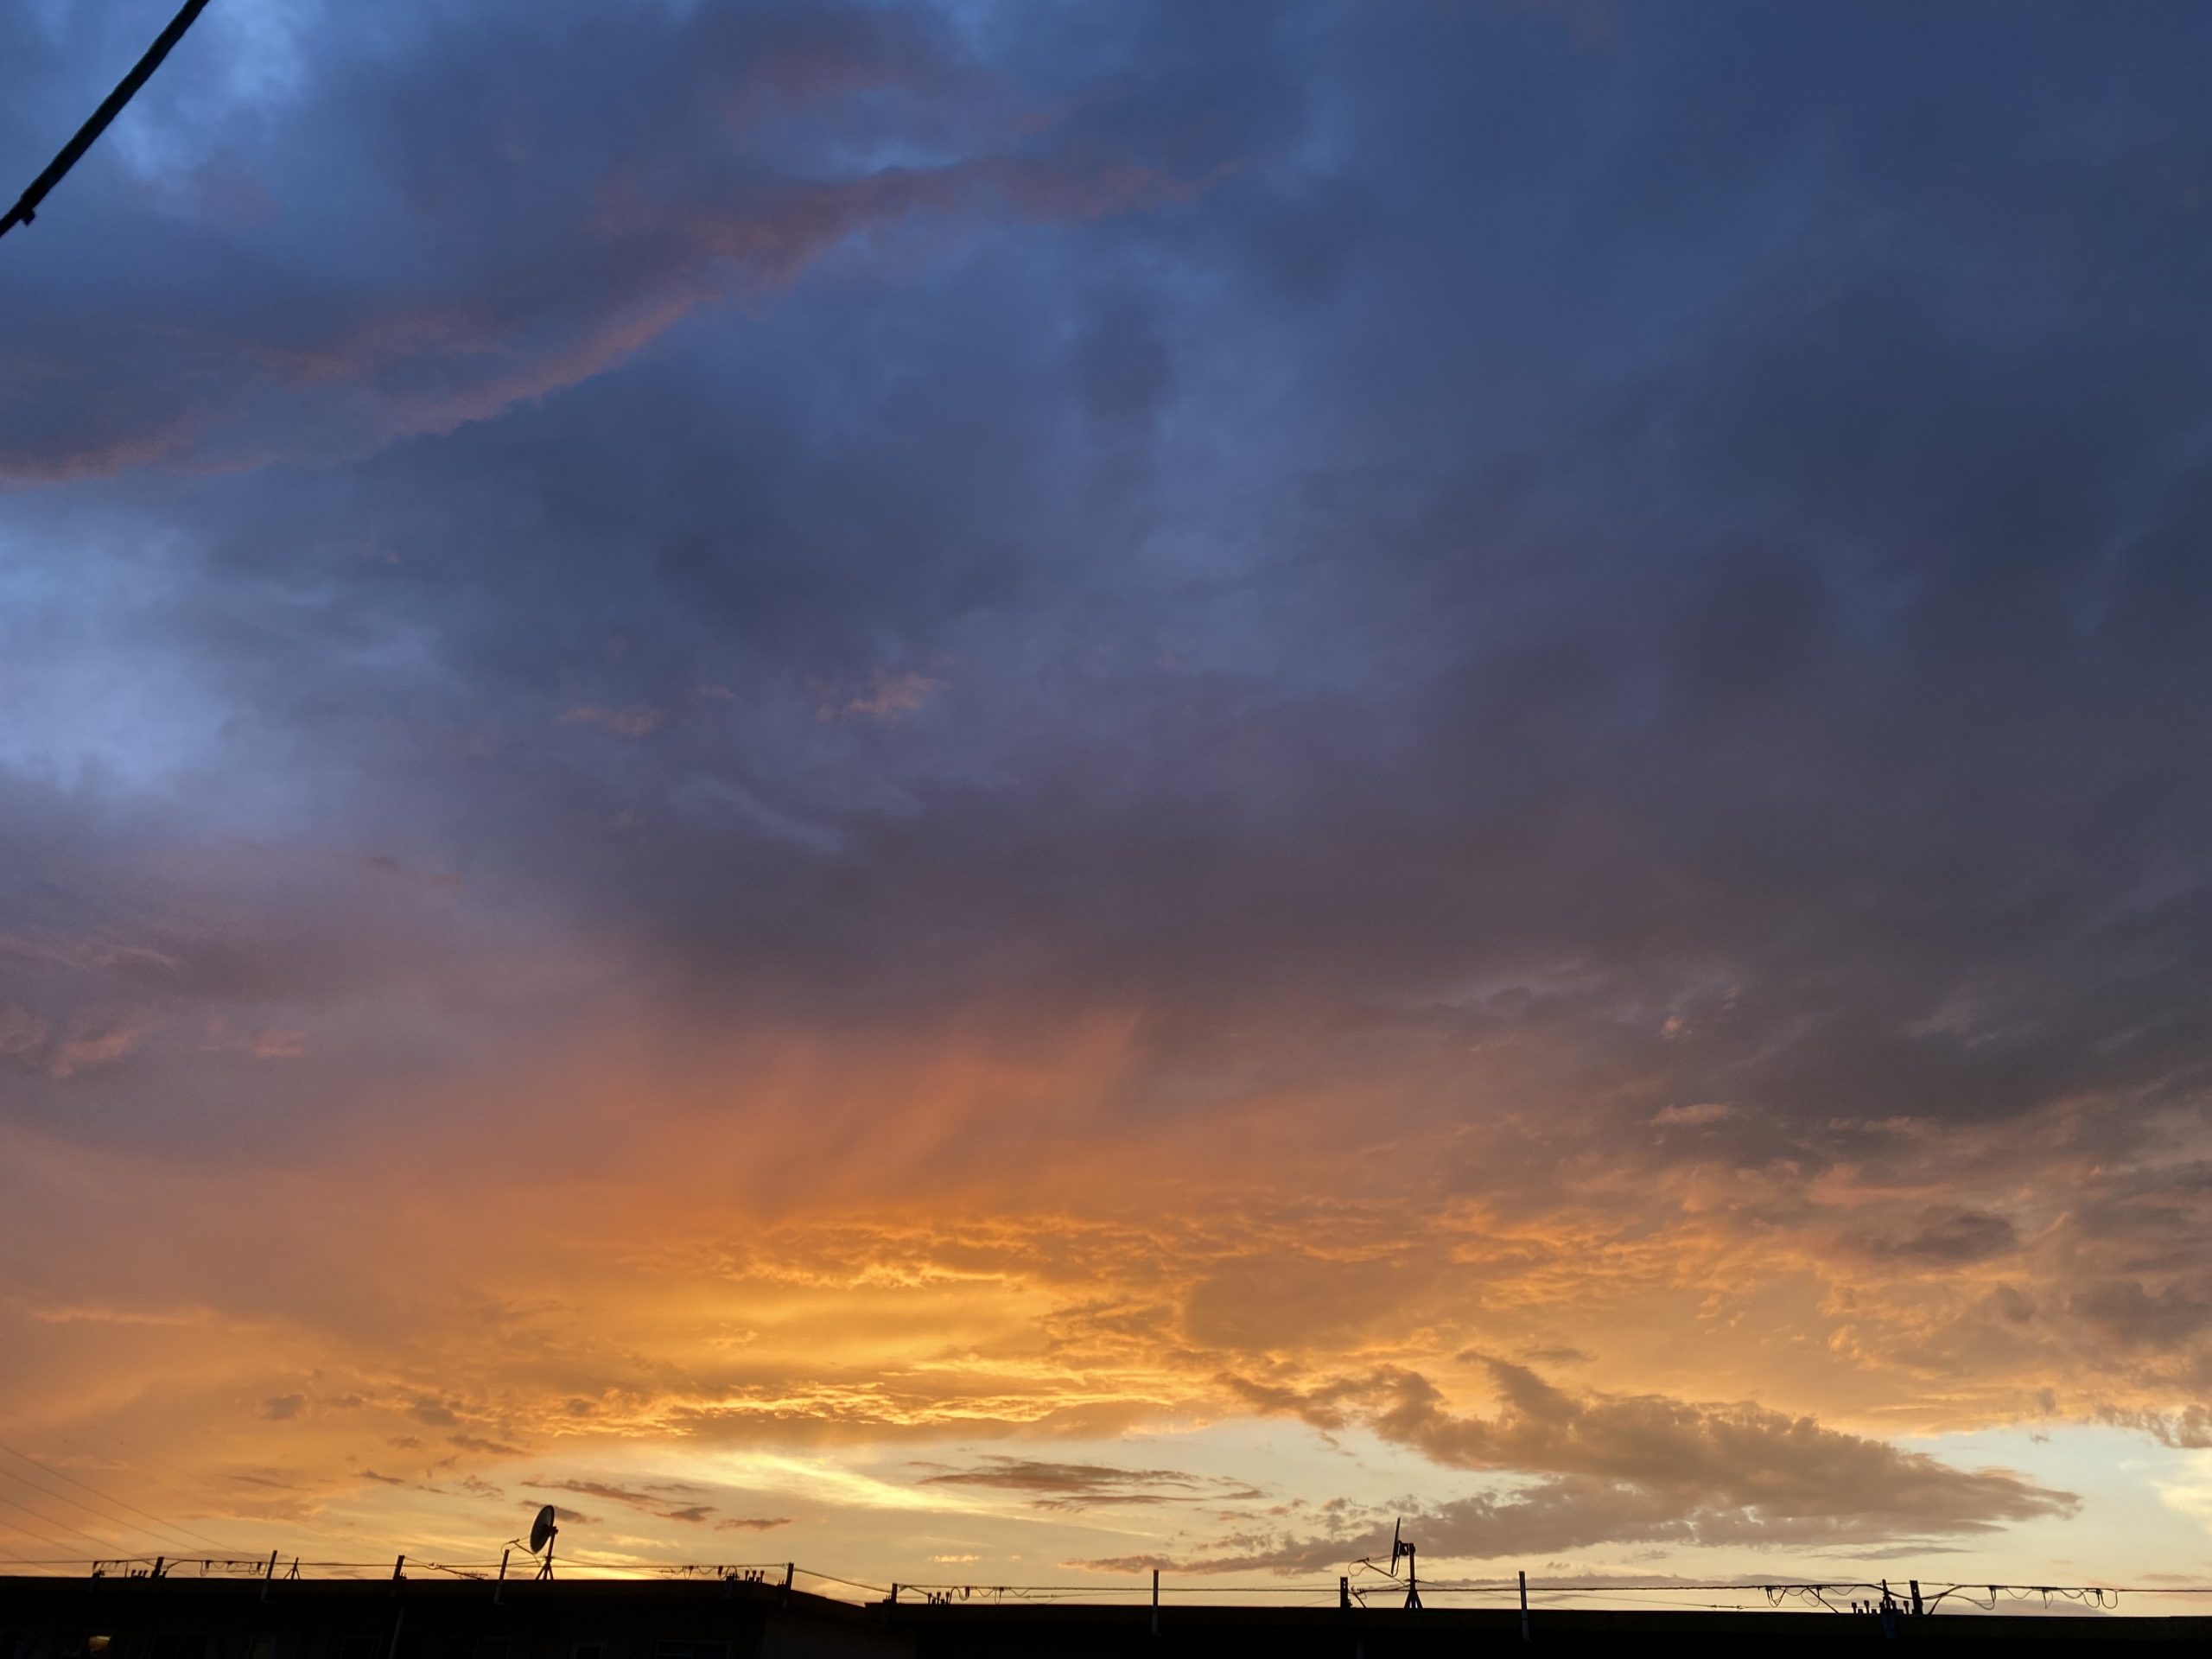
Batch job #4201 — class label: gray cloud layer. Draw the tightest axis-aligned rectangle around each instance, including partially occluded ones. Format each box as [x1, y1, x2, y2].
[1183, 1359, 2075, 1568]
[3, 0, 2211, 1557]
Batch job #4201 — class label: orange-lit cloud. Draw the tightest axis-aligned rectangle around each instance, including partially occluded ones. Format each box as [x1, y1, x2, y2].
[5, 0, 2212, 1607]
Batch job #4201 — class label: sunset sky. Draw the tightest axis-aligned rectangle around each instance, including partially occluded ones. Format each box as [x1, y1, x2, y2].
[6, 0, 2212, 1607]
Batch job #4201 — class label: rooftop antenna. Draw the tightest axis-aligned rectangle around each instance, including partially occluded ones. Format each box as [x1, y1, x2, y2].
[527, 1504, 559, 1580]
[1350, 1517, 1421, 1611]
[1389, 1517, 1419, 1610]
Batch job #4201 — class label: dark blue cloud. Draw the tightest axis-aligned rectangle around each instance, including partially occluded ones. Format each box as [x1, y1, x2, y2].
[3, 1, 2210, 1249]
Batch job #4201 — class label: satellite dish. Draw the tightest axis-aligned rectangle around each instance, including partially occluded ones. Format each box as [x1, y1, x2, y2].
[524, 1503, 560, 1578]
[1345, 1516, 1420, 1612]
[1389, 1518, 1418, 1609]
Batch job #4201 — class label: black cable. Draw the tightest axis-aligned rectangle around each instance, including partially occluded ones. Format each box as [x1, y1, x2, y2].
[0, 1507, 71, 1559]
[2, 0, 216, 238]
[0, 1451, 189, 1549]
[0, 1439, 242, 1556]
[64, 1422, 238, 1525]
[0, 1364, 229, 1529]
[0, 1483, 118, 1553]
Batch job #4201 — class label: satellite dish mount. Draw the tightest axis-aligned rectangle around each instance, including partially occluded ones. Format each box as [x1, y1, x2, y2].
[528, 1504, 559, 1580]
[1350, 1517, 1421, 1611]
[1391, 1518, 1420, 1610]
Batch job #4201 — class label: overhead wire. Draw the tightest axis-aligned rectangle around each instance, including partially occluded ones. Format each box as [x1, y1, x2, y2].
[0, 1554, 2200, 1608]
[0, 1446, 181, 1547]
[1, 0, 216, 239]
[0, 1437, 244, 1557]
[0, 1358, 253, 1554]
[53, 1421, 238, 1530]
[0, 1516, 53, 1563]
[0, 1482, 122, 1554]
[0, 1495, 74, 1555]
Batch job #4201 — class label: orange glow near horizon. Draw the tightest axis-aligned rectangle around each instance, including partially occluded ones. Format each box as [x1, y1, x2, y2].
[7, 1012, 2211, 1592]
[6, 0, 2212, 1613]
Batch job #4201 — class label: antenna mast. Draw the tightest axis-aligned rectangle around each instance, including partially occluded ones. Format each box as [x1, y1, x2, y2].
[1392, 1520, 1420, 1610]
[1349, 1518, 1422, 1611]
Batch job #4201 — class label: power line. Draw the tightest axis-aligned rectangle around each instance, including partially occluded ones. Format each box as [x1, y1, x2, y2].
[0, 1454, 207, 1558]
[0, 1439, 242, 1557]
[0, 1483, 120, 1554]
[94, 1426, 232, 1509]
[0, 1555, 2199, 1607]
[0, 1361, 237, 1532]
[1, 0, 216, 240]
[0, 1505, 73, 1559]
[20, 1427, 222, 1541]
